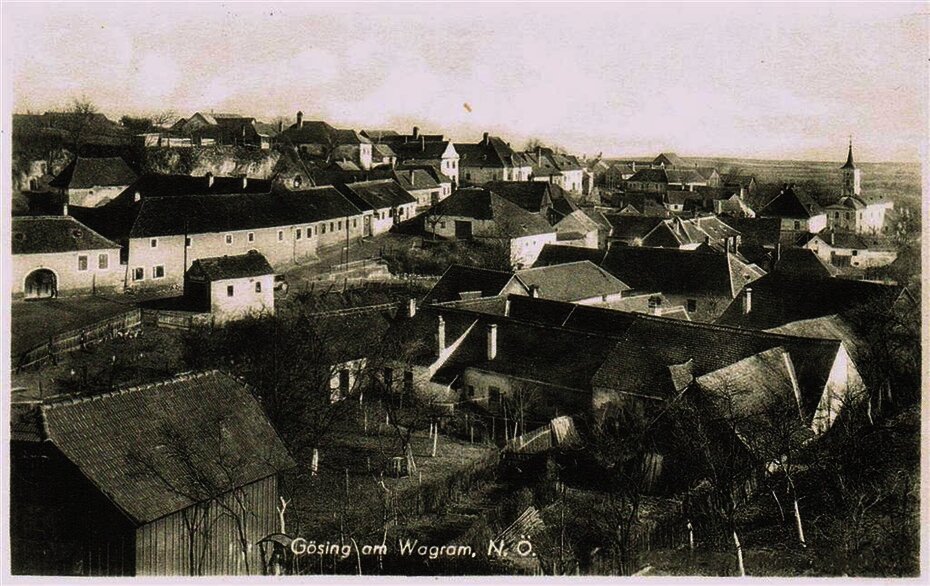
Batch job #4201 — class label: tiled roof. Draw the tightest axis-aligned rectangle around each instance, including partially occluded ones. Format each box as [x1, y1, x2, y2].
[188, 251, 274, 281]
[390, 140, 455, 161]
[532, 244, 607, 267]
[384, 305, 479, 366]
[605, 215, 665, 242]
[484, 181, 551, 214]
[766, 315, 865, 365]
[361, 129, 400, 140]
[41, 371, 295, 525]
[601, 247, 746, 297]
[720, 217, 782, 247]
[338, 179, 416, 211]
[392, 169, 441, 192]
[12, 216, 119, 255]
[456, 136, 516, 168]
[516, 261, 630, 302]
[759, 187, 822, 219]
[654, 152, 686, 167]
[125, 187, 362, 238]
[716, 272, 909, 330]
[427, 188, 555, 237]
[372, 143, 397, 158]
[49, 157, 137, 189]
[279, 120, 370, 146]
[422, 265, 526, 304]
[627, 168, 668, 184]
[807, 230, 895, 251]
[116, 173, 273, 201]
[771, 248, 838, 278]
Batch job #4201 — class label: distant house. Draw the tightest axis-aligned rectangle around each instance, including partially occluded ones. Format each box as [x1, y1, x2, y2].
[337, 179, 418, 236]
[278, 112, 372, 170]
[799, 230, 897, 269]
[552, 210, 602, 248]
[664, 187, 754, 218]
[456, 133, 532, 184]
[49, 157, 138, 207]
[185, 252, 275, 324]
[483, 181, 578, 224]
[371, 143, 397, 168]
[623, 168, 669, 193]
[717, 272, 914, 330]
[769, 247, 839, 279]
[423, 187, 557, 268]
[109, 173, 273, 207]
[522, 148, 585, 193]
[169, 112, 276, 149]
[516, 261, 630, 304]
[73, 186, 365, 290]
[10, 370, 294, 576]
[758, 186, 827, 234]
[823, 196, 893, 235]
[422, 264, 531, 304]
[391, 168, 445, 208]
[12, 216, 122, 298]
[695, 167, 722, 187]
[721, 173, 757, 197]
[599, 246, 764, 321]
[387, 134, 460, 187]
[653, 152, 689, 168]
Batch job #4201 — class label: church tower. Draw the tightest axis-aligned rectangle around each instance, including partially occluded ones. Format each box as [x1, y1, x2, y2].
[841, 138, 861, 197]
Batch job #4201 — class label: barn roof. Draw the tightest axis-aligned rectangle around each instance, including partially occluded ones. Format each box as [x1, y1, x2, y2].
[41, 371, 295, 525]
[12, 216, 119, 255]
[188, 251, 274, 281]
[427, 188, 554, 237]
[423, 264, 526, 304]
[532, 243, 607, 267]
[516, 261, 631, 302]
[49, 157, 137, 189]
[338, 179, 416, 211]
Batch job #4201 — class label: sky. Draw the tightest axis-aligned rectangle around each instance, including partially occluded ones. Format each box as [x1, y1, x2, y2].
[4, 2, 927, 162]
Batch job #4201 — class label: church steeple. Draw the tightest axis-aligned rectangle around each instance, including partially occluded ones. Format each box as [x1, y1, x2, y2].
[841, 137, 857, 170]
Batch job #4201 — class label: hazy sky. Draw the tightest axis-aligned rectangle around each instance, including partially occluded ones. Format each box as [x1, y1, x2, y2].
[4, 2, 927, 161]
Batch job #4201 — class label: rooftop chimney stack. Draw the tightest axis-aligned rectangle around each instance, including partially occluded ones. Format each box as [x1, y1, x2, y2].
[529, 285, 539, 298]
[483, 132, 489, 145]
[487, 324, 498, 360]
[437, 316, 446, 354]
[742, 287, 752, 315]
[296, 111, 303, 127]
[408, 298, 417, 318]
[504, 297, 511, 317]
[206, 172, 214, 188]
[412, 126, 419, 139]
[62, 202, 68, 216]
[242, 176, 248, 189]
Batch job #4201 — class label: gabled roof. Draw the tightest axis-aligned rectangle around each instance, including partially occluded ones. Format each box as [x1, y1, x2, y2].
[456, 135, 516, 168]
[627, 168, 668, 184]
[716, 272, 909, 330]
[720, 217, 782, 247]
[484, 181, 552, 214]
[601, 247, 756, 298]
[121, 187, 362, 239]
[49, 157, 137, 189]
[654, 152, 686, 167]
[361, 129, 400, 140]
[516, 261, 631, 302]
[390, 140, 456, 161]
[372, 143, 397, 159]
[422, 265, 527, 304]
[188, 251, 274, 281]
[279, 120, 370, 146]
[427, 188, 555, 237]
[392, 169, 441, 192]
[532, 244, 608, 267]
[825, 196, 866, 210]
[116, 173, 273, 202]
[806, 230, 895, 251]
[759, 187, 822, 219]
[338, 179, 416, 211]
[772, 248, 839, 278]
[605, 215, 665, 242]
[12, 216, 120, 255]
[41, 371, 294, 525]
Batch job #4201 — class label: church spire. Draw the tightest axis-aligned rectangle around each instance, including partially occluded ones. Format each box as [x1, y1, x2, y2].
[841, 136, 857, 170]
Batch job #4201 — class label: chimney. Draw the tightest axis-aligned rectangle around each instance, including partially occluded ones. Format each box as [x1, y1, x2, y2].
[482, 132, 489, 145]
[278, 119, 284, 133]
[62, 202, 68, 216]
[134, 191, 141, 203]
[410, 171, 415, 187]
[241, 176, 248, 189]
[421, 135, 425, 151]
[487, 324, 498, 360]
[536, 146, 543, 164]
[296, 111, 303, 127]
[407, 297, 417, 318]
[206, 172, 214, 188]
[504, 297, 511, 317]
[775, 242, 782, 262]
[830, 231, 835, 246]
[412, 126, 419, 139]
[742, 287, 752, 315]
[437, 316, 446, 354]
[529, 284, 539, 298]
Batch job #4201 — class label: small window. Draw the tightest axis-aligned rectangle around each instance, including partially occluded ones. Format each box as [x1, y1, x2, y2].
[278, 230, 284, 241]
[306, 226, 313, 238]
[321, 224, 327, 235]
[133, 267, 144, 281]
[248, 232, 255, 243]
[150, 238, 158, 248]
[439, 221, 446, 229]
[153, 265, 165, 279]
[338, 220, 342, 231]
[296, 228, 302, 240]
[793, 221, 800, 230]
[255, 281, 262, 292]
[352, 219, 357, 228]
[852, 250, 859, 256]
[185, 236, 192, 247]
[330, 222, 334, 231]
[467, 385, 475, 398]
[489, 386, 501, 405]
[77, 255, 88, 271]
[227, 285, 234, 297]
[687, 299, 697, 312]
[98, 253, 108, 270]
[225, 234, 233, 245]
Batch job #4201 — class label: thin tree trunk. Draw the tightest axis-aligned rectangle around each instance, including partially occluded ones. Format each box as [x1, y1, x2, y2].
[431, 425, 438, 457]
[771, 488, 785, 522]
[732, 529, 746, 576]
[793, 496, 806, 547]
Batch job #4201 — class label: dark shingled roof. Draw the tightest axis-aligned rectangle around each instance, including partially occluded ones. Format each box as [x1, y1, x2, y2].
[532, 244, 607, 267]
[484, 181, 579, 219]
[720, 217, 782, 247]
[41, 371, 295, 525]
[627, 168, 669, 184]
[654, 152, 686, 167]
[423, 265, 526, 304]
[759, 187, 822, 219]
[115, 173, 273, 203]
[188, 251, 274, 281]
[516, 261, 630, 302]
[841, 143, 857, 170]
[279, 120, 370, 145]
[123, 187, 361, 239]
[456, 136, 517, 168]
[12, 216, 119, 255]
[771, 248, 838, 279]
[384, 305, 479, 366]
[391, 169, 441, 192]
[49, 157, 137, 189]
[716, 272, 909, 330]
[338, 179, 416, 211]
[389, 140, 455, 161]
[601, 247, 743, 297]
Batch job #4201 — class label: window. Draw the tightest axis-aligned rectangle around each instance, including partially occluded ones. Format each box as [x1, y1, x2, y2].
[133, 267, 144, 281]
[296, 228, 302, 240]
[227, 285, 234, 297]
[439, 221, 446, 229]
[278, 230, 284, 241]
[321, 224, 327, 235]
[793, 221, 801, 230]
[185, 236, 192, 247]
[403, 371, 414, 394]
[77, 255, 88, 271]
[150, 238, 158, 248]
[248, 232, 255, 243]
[845, 212, 851, 220]
[339, 369, 350, 395]
[489, 386, 501, 405]
[153, 265, 165, 279]
[338, 220, 342, 230]
[255, 281, 262, 292]
[852, 250, 859, 256]
[352, 218, 357, 228]
[98, 253, 108, 270]
[467, 385, 475, 398]
[330, 222, 334, 232]
[834, 212, 840, 219]
[687, 299, 697, 312]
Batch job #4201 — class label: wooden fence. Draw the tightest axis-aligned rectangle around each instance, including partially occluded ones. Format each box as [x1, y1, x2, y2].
[15, 309, 143, 372]
[504, 425, 553, 454]
[141, 309, 210, 331]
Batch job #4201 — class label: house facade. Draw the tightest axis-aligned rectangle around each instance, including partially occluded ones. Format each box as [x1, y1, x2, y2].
[758, 186, 827, 233]
[12, 216, 123, 298]
[278, 113, 372, 170]
[802, 231, 897, 269]
[338, 179, 419, 236]
[185, 252, 276, 324]
[457, 133, 532, 185]
[50, 157, 138, 207]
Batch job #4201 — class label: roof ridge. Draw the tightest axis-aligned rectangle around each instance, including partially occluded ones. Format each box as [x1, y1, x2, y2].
[41, 370, 221, 411]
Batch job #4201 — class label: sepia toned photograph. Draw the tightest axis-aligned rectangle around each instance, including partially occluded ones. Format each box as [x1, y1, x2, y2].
[2, 1, 925, 579]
